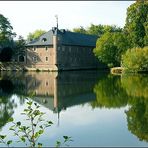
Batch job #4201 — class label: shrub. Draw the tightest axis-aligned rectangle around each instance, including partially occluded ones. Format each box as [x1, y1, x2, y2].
[122, 46, 148, 73]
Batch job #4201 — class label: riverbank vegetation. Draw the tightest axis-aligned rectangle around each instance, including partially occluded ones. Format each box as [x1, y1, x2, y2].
[94, 1, 148, 73]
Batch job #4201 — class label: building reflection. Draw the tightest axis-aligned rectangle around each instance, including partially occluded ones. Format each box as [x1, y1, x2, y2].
[24, 71, 105, 113]
[0, 70, 106, 113]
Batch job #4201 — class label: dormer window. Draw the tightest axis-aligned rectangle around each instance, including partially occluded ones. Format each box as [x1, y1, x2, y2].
[42, 38, 47, 42]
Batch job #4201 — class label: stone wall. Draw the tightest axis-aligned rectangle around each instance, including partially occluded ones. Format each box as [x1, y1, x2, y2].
[26, 45, 57, 71]
[57, 45, 105, 70]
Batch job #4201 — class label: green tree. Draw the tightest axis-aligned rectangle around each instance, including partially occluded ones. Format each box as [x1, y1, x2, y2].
[87, 24, 122, 37]
[94, 32, 130, 67]
[73, 26, 87, 34]
[0, 14, 15, 47]
[122, 46, 148, 73]
[124, 1, 148, 47]
[73, 24, 122, 37]
[13, 36, 26, 61]
[27, 30, 46, 41]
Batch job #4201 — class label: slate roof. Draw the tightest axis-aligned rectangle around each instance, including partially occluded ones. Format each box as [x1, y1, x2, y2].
[26, 28, 98, 47]
[27, 30, 53, 46]
[58, 30, 98, 47]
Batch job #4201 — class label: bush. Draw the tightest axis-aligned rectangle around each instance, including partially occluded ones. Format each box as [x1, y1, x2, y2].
[122, 46, 148, 73]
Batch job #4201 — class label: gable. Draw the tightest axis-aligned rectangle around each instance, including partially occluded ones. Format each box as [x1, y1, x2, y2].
[26, 30, 53, 46]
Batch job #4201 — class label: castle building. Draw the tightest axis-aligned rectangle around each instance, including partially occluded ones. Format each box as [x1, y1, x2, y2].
[25, 27, 105, 71]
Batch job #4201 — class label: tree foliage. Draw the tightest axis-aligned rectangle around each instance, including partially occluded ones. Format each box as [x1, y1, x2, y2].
[27, 30, 46, 41]
[14, 36, 26, 56]
[73, 24, 122, 37]
[93, 32, 130, 67]
[0, 14, 15, 47]
[73, 26, 87, 34]
[122, 46, 148, 73]
[124, 1, 148, 47]
[0, 47, 13, 62]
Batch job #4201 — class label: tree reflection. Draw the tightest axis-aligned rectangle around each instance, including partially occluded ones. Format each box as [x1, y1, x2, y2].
[92, 73, 148, 142]
[0, 79, 16, 129]
[125, 98, 148, 142]
[91, 74, 128, 108]
[121, 74, 148, 99]
[121, 74, 148, 142]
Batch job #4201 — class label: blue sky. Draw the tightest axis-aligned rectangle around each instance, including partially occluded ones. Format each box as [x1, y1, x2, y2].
[0, 1, 135, 39]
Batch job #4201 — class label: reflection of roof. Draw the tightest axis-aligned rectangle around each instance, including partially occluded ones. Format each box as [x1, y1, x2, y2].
[26, 28, 98, 47]
[58, 93, 96, 109]
[31, 96, 55, 111]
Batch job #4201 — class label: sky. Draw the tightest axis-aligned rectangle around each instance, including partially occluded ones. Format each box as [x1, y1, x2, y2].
[0, 1, 135, 39]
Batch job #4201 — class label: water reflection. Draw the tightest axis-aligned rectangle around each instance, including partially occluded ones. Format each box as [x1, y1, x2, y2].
[0, 78, 17, 129]
[0, 71, 148, 144]
[91, 75, 128, 108]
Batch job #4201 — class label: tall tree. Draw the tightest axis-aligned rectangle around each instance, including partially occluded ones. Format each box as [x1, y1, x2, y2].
[124, 1, 148, 47]
[27, 29, 46, 41]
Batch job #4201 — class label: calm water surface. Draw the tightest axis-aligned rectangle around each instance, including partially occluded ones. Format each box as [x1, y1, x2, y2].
[0, 70, 148, 147]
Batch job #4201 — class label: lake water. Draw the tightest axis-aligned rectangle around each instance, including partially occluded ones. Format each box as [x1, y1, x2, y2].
[0, 70, 148, 147]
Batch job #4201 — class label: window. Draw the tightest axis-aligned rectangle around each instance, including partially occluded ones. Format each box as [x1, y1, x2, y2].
[46, 81, 48, 86]
[33, 56, 37, 62]
[33, 47, 36, 51]
[46, 57, 48, 61]
[45, 46, 48, 51]
[18, 55, 25, 62]
[42, 38, 47, 42]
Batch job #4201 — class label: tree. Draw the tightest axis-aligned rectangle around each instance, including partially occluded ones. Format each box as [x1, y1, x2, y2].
[124, 1, 148, 47]
[27, 29, 46, 41]
[87, 24, 122, 37]
[93, 32, 130, 67]
[0, 47, 13, 62]
[0, 14, 16, 47]
[14, 36, 26, 54]
[73, 26, 87, 34]
[122, 46, 148, 73]
[73, 24, 122, 37]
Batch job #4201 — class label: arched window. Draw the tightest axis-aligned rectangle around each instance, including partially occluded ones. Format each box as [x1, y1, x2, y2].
[18, 55, 25, 62]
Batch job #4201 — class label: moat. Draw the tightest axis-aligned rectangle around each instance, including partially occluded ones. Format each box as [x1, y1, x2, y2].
[0, 70, 148, 147]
